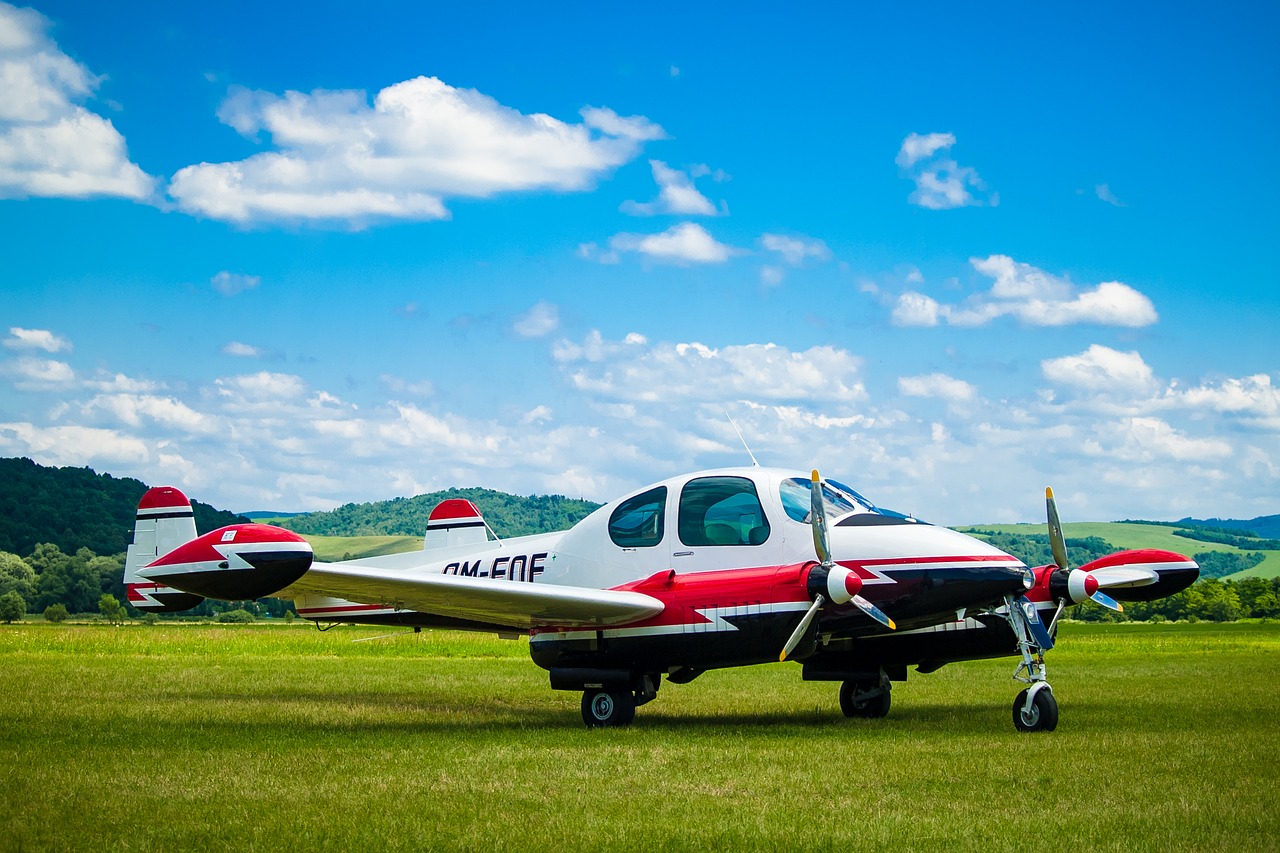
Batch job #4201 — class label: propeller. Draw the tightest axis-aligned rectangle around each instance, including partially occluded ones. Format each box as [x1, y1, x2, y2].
[779, 470, 895, 661]
[1045, 487, 1122, 613]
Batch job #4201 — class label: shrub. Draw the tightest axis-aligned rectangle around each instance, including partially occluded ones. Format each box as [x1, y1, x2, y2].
[43, 603, 69, 623]
[0, 590, 25, 623]
[216, 609, 255, 623]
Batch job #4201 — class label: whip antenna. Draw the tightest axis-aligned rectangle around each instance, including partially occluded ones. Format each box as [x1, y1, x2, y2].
[725, 411, 761, 467]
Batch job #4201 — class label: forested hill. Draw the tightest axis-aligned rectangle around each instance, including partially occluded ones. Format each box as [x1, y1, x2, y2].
[276, 487, 602, 538]
[0, 457, 248, 557]
[1177, 515, 1280, 539]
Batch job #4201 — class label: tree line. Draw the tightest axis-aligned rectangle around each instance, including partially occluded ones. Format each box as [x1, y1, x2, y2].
[277, 486, 601, 538]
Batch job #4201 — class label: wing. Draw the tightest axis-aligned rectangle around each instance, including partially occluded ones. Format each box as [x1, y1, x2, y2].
[289, 562, 664, 631]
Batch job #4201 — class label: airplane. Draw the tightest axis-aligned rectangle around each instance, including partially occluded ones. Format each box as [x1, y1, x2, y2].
[124, 466, 1199, 731]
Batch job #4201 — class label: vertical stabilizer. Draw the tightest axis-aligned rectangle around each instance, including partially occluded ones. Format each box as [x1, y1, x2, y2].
[124, 486, 205, 612]
[423, 499, 490, 550]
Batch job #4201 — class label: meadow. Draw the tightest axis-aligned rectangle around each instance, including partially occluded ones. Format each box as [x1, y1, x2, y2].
[1, 621, 1276, 851]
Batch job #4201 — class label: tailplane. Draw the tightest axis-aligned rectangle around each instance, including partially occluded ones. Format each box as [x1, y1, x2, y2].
[124, 486, 205, 613]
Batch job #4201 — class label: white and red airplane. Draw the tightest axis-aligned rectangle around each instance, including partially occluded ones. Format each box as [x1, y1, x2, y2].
[124, 466, 1198, 731]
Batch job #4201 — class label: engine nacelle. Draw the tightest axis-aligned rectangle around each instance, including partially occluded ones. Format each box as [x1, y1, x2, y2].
[138, 523, 314, 602]
[1077, 549, 1199, 602]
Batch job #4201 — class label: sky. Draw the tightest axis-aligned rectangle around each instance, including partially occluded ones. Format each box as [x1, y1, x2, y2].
[1, 0, 1277, 524]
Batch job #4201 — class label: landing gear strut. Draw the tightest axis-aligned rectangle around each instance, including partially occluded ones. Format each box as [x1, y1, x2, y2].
[1003, 594, 1058, 732]
[839, 672, 891, 718]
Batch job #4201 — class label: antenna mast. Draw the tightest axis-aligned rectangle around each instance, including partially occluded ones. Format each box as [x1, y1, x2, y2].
[725, 411, 761, 467]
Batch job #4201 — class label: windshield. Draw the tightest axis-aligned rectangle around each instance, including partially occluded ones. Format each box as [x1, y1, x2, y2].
[779, 477, 874, 523]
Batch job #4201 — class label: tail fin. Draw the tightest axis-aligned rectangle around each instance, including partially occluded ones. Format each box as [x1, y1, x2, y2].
[423, 499, 490, 550]
[124, 486, 205, 613]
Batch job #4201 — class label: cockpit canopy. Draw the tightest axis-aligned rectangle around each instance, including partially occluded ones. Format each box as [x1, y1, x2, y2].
[606, 469, 918, 551]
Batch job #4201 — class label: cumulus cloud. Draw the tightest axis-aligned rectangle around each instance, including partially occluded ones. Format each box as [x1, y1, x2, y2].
[222, 341, 266, 358]
[898, 372, 976, 402]
[5, 327, 70, 352]
[1042, 345, 1156, 393]
[553, 332, 866, 404]
[592, 222, 738, 265]
[896, 132, 994, 209]
[761, 233, 831, 266]
[892, 255, 1157, 328]
[168, 77, 665, 226]
[620, 160, 719, 216]
[513, 301, 559, 338]
[0, 2, 156, 200]
[211, 271, 261, 296]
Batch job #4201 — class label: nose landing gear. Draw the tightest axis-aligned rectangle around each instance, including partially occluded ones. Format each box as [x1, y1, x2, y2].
[1004, 594, 1058, 732]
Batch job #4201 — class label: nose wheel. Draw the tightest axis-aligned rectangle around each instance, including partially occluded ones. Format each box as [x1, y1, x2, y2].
[1012, 686, 1058, 732]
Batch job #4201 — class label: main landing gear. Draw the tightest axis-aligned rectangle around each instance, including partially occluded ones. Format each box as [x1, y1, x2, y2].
[1004, 594, 1058, 732]
[580, 674, 660, 728]
[839, 672, 891, 718]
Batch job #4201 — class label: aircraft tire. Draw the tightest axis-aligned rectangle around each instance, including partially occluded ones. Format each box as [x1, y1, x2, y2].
[581, 689, 636, 728]
[839, 679, 891, 718]
[1012, 688, 1058, 732]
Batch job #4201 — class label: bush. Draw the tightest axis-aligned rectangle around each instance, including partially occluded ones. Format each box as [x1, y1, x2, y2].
[216, 609, 255, 624]
[0, 590, 25, 623]
[98, 593, 126, 625]
[43, 603, 69, 623]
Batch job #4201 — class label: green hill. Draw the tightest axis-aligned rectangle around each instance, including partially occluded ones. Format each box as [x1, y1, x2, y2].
[276, 487, 600, 540]
[0, 457, 248, 557]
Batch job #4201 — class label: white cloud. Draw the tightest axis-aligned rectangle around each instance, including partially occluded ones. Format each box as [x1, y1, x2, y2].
[3, 356, 74, 387]
[761, 233, 831, 266]
[602, 222, 737, 265]
[555, 332, 866, 404]
[0, 2, 156, 200]
[891, 292, 943, 327]
[168, 77, 665, 226]
[892, 255, 1157, 328]
[898, 373, 976, 402]
[1095, 183, 1125, 206]
[211, 271, 260, 296]
[896, 132, 994, 210]
[620, 160, 719, 216]
[1042, 345, 1156, 393]
[513, 302, 559, 338]
[5, 327, 69, 352]
[222, 341, 266, 358]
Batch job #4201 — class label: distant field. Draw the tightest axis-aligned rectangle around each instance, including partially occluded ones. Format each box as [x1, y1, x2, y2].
[1, 622, 1276, 850]
[303, 534, 421, 562]
[963, 521, 1280, 580]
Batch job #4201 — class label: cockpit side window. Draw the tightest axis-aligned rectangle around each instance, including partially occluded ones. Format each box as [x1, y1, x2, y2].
[608, 486, 666, 548]
[678, 477, 770, 546]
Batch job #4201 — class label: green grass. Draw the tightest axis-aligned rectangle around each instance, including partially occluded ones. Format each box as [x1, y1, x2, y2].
[969, 521, 1280, 579]
[2, 622, 1277, 851]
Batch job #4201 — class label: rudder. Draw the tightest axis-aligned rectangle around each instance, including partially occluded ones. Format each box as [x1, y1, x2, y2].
[124, 486, 205, 613]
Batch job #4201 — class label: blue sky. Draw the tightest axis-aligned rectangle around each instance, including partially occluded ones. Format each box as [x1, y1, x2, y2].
[1, 0, 1277, 523]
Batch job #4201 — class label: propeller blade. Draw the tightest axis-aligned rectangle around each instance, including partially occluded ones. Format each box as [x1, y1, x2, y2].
[1045, 486, 1069, 572]
[810, 469, 831, 566]
[1090, 590, 1124, 612]
[852, 594, 896, 631]
[780, 594, 824, 662]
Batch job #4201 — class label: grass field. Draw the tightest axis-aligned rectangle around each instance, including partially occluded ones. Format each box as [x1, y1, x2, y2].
[2, 622, 1277, 851]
